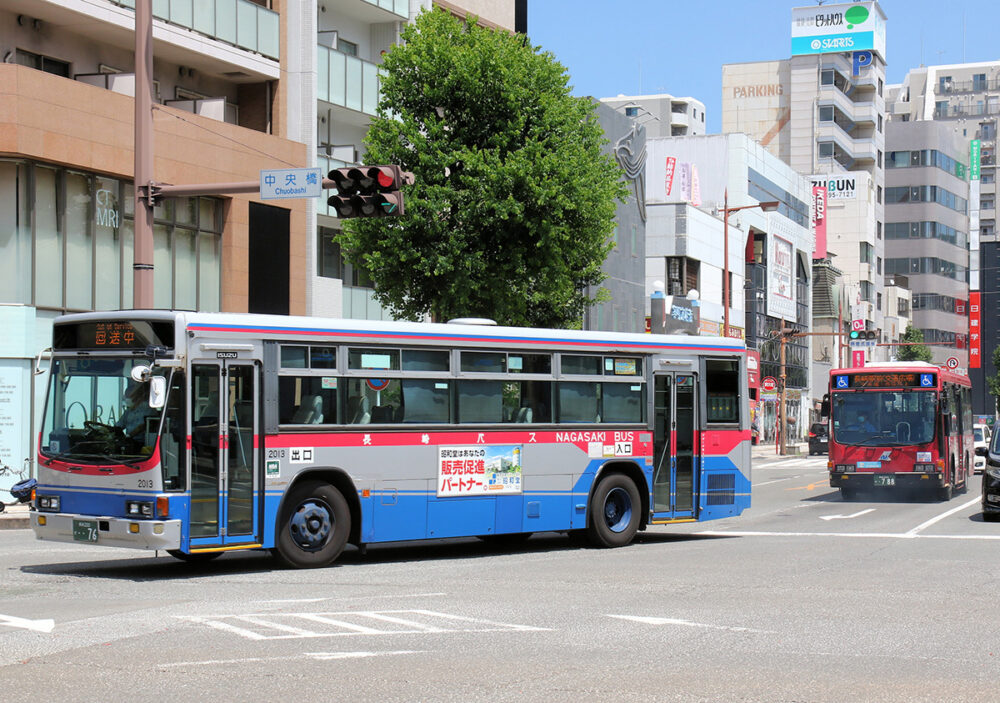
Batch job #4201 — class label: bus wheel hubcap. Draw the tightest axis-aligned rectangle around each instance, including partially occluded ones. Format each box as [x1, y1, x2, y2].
[290, 500, 333, 551]
[604, 487, 633, 533]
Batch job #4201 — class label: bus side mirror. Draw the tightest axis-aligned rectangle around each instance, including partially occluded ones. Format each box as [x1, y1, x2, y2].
[149, 376, 167, 409]
[820, 399, 830, 418]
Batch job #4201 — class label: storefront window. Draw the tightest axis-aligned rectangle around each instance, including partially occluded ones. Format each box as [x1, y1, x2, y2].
[0, 161, 31, 303]
[66, 172, 93, 309]
[94, 177, 122, 311]
[35, 167, 63, 308]
[0, 162, 223, 312]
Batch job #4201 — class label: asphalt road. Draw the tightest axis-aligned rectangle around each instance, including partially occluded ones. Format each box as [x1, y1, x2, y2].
[2, 455, 998, 703]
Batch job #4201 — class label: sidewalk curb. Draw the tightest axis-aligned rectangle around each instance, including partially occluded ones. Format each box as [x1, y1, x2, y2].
[0, 506, 31, 530]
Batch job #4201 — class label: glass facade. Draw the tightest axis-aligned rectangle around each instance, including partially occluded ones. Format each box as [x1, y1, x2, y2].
[0, 159, 222, 312]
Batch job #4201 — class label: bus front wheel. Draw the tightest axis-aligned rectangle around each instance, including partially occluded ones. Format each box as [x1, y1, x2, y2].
[274, 481, 350, 568]
[587, 474, 641, 548]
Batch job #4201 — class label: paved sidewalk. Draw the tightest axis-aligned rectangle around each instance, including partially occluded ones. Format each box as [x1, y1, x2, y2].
[0, 503, 30, 530]
[751, 441, 811, 461]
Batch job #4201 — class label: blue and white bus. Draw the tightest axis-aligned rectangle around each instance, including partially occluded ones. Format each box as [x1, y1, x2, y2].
[31, 310, 751, 567]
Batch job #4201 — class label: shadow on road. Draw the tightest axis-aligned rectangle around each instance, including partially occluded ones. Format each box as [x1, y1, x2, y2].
[20, 529, 731, 581]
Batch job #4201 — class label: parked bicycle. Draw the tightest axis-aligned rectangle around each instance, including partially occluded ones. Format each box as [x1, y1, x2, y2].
[0, 459, 35, 513]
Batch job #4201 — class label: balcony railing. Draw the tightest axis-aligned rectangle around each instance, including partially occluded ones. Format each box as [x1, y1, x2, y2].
[111, 0, 279, 61]
[75, 73, 237, 126]
[75, 72, 136, 97]
[317, 44, 380, 116]
[934, 103, 1000, 119]
[362, 0, 408, 19]
[165, 97, 239, 125]
[937, 77, 1000, 94]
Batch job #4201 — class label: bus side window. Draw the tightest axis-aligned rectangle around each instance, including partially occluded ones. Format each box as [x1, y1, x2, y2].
[161, 371, 186, 491]
[704, 359, 740, 424]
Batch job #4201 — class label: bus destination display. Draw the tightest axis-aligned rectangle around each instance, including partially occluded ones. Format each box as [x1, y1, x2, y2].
[839, 372, 935, 389]
[53, 320, 175, 350]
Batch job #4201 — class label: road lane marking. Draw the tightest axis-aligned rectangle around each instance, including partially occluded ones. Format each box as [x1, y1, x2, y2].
[905, 496, 980, 536]
[697, 530, 1000, 541]
[753, 477, 795, 487]
[178, 609, 549, 641]
[0, 614, 55, 633]
[160, 650, 421, 668]
[820, 509, 876, 521]
[607, 615, 772, 634]
[785, 482, 826, 491]
[258, 593, 447, 605]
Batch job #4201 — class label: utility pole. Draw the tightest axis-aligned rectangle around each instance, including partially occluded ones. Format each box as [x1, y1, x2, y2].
[778, 319, 788, 456]
[133, 0, 154, 308]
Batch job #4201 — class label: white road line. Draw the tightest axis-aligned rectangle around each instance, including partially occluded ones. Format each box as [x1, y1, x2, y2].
[753, 477, 794, 487]
[905, 496, 981, 536]
[0, 614, 55, 633]
[178, 609, 550, 641]
[607, 614, 772, 634]
[697, 529, 1000, 541]
[257, 593, 447, 605]
[295, 614, 386, 634]
[159, 651, 420, 668]
[819, 508, 876, 521]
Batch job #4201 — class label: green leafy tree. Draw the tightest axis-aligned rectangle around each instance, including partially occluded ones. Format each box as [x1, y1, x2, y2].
[337, 9, 628, 327]
[895, 324, 932, 362]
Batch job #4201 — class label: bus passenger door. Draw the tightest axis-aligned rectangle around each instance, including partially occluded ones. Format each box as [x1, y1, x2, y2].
[190, 362, 261, 547]
[652, 373, 698, 520]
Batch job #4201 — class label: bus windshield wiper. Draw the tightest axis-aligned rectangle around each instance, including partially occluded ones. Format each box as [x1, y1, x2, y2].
[40, 451, 78, 466]
[94, 453, 146, 468]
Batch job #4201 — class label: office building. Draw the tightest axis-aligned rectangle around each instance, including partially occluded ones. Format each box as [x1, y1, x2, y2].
[643, 133, 814, 439]
[888, 60, 997, 412]
[884, 120, 971, 368]
[722, 2, 898, 385]
[0, 0, 311, 478]
[600, 93, 707, 138]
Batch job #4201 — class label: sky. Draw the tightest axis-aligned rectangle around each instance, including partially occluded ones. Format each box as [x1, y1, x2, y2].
[526, 0, 1000, 134]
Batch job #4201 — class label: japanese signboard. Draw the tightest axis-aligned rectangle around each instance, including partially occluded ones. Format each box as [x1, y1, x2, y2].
[812, 185, 827, 259]
[260, 168, 323, 200]
[970, 292, 981, 369]
[768, 229, 796, 322]
[791, 2, 886, 59]
[438, 445, 523, 497]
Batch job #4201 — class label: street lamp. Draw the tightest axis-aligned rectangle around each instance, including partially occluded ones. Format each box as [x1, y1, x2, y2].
[720, 189, 780, 339]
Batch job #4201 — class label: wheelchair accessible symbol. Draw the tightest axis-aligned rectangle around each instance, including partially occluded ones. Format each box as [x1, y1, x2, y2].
[920, 374, 934, 387]
[835, 376, 848, 389]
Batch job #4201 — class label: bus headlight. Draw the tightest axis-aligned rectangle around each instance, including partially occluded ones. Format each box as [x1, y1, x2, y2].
[835, 465, 855, 473]
[126, 500, 154, 518]
[37, 495, 60, 512]
[914, 464, 937, 473]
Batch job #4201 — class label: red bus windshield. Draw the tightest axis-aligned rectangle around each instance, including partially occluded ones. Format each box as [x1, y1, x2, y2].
[831, 389, 936, 447]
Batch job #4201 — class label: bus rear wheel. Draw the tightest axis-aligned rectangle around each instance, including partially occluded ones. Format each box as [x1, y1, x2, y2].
[274, 481, 350, 568]
[587, 473, 641, 548]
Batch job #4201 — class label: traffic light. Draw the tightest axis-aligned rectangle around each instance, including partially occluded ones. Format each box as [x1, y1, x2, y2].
[849, 329, 878, 341]
[327, 165, 412, 219]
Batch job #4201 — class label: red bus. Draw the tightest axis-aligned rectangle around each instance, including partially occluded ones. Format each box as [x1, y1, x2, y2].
[823, 362, 973, 501]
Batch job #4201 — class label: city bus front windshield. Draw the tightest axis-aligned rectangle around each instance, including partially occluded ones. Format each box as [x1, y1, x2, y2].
[40, 357, 167, 465]
[832, 390, 937, 447]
